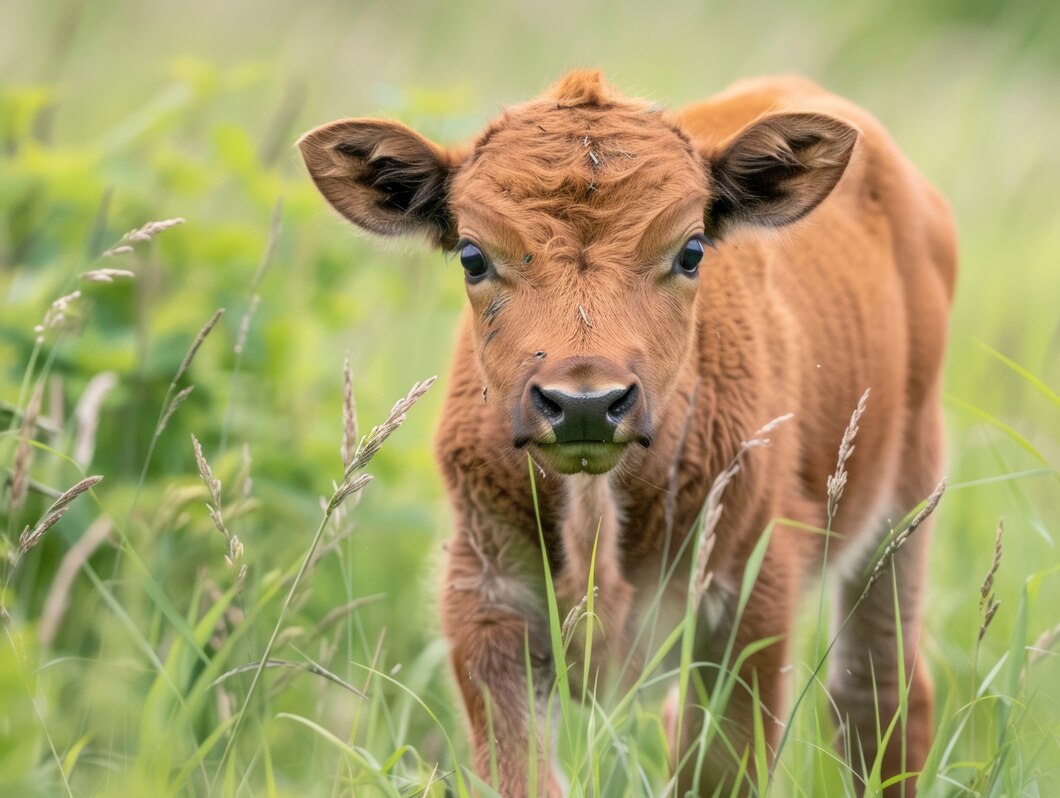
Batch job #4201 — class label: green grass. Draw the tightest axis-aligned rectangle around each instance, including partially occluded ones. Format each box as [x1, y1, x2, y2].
[2, 0, 1059, 795]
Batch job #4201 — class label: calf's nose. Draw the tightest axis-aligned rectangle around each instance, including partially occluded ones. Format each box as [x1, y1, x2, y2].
[530, 383, 639, 443]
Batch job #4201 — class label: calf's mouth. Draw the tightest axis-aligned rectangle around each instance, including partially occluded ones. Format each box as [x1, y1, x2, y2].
[532, 441, 631, 475]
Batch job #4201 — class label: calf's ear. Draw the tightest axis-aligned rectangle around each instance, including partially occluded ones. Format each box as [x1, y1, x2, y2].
[707, 112, 858, 235]
[298, 119, 459, 248]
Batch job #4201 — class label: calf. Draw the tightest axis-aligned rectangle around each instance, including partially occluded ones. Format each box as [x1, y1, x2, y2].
[300, 70, 956, 796]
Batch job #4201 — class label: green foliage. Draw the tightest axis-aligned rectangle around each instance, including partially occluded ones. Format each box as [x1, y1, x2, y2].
[2, 0, 1059, 795]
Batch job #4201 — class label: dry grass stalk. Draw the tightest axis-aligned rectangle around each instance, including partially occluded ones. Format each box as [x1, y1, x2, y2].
[17, 476, 103, 559]
[191, 434, 246, 589]
[80, 268, 134, 283]
[212, 658, 366, 699]
[233, 199, 281, 358]
[255, 200, 283, 283]
[10, 384, 43, 512]
[341, 353, 358, 469]
[863, 478, 946, 599]
[693, 413, 795, 603]
[173, 308, 224, 386]
[309, 594, 384, 640]
[269, 595, 386, 658]
[130, 305, 225, 521]
[39, 516, 113, 646]
[827, 389, 870, 522]
[73, 372, 118, 468]
[132, 307, 225, 517]
[578, 305, 593, 329]
[234, 295, 260, 355]
[46, 375, 64, 445]
[1029, 623, 1060, 665]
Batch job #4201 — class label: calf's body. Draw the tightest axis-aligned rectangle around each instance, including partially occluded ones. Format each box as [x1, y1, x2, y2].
[301, 72, 956, 796]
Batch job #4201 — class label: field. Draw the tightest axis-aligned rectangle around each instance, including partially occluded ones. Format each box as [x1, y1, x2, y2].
[1, 0, 1059, 795]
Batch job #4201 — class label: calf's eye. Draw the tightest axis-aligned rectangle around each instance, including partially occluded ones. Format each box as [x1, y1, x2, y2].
[676, 237, 708, 275]
[459, 242, 489, 281]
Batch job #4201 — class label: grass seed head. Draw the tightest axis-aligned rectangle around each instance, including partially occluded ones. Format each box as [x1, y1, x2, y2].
[827, 389, 870, 522]
[173, 308, 224, 386]
[80, 268, 135, 283]
[693, 412, 793, 604]
[327, 474, 373, 514]
[121, 217, 186, 243]
[191, 434, 222, 511]
[979, 518, 1004, 611]
[978, 595, 1001, 641]
[18, 476, 103, 557]
[341, 352, 358, 469]
[191, 433, 245, 588]
[159, 385, 195, 435]
[34, 290, 82, 338]
[864, 478, 947, 598]
[562, 586, 598, 644]
[343, 376, 437, 479]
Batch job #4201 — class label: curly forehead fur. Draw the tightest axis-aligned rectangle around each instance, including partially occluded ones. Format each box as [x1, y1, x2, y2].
[452, 71, 707, 253]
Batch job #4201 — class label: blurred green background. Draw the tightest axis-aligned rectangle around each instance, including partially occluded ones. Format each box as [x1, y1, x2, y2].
[1, 0, 1058, 795]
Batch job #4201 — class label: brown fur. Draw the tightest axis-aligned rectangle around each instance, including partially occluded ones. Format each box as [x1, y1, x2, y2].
[300, 70, 956, 796]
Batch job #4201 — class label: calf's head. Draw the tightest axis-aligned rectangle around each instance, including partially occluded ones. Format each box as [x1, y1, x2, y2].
[300, 71, 856, 474]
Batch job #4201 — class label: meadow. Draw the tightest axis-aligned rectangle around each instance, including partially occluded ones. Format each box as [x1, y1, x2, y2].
[1, 0, 1058, 795]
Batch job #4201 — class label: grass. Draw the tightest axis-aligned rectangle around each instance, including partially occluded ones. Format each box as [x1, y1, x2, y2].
[2, 0, 1060, 795]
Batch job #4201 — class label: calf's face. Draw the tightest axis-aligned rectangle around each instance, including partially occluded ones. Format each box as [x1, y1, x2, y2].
[299, 72, 856, 474]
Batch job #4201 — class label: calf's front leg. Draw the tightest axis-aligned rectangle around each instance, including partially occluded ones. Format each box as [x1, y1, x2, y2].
[443, 532, 561, 797]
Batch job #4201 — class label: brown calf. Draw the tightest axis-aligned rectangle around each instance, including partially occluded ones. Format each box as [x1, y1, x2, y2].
[300, 71, 956, 796]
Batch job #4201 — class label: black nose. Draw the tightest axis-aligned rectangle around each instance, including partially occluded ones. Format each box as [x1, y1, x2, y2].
[530, 384, 639, 444]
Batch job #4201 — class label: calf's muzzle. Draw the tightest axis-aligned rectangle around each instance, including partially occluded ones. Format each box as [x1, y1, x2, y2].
[513, 356, 651, 455]
[530, 384, 638, 443]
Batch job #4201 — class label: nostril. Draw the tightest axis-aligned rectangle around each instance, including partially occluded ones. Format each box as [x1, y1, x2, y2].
[530, 385, 564, 421]
[607, 384, 639, 422]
